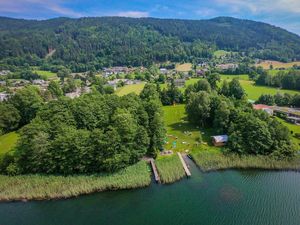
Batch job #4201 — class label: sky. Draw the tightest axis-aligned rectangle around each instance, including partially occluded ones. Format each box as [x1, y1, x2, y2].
[0, 0, 300, 35]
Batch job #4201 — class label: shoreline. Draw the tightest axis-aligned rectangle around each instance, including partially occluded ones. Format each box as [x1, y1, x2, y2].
[1, 154, 300, 202]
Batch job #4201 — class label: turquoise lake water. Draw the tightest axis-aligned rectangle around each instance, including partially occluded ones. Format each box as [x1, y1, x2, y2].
[1, 160, 300, 225]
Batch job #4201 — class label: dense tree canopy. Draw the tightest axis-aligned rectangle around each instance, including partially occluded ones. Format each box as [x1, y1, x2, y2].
[185, 84, 296, 158]
[1, 87, 165, 175]
[1, 17, 300, 71]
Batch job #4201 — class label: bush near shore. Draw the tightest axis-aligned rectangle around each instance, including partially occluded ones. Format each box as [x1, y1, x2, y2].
[0, 161, 151, 202]
[191, 149, 300, 172]
[155, 155, 185, 184]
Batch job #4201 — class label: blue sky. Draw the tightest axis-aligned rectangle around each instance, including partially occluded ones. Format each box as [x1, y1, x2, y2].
[0, 0, 300, 35]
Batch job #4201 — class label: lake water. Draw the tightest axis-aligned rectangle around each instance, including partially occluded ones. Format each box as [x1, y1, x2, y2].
[1, 160, 300, 225]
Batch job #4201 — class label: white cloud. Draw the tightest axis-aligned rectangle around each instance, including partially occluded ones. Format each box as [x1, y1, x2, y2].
[195, 8, 217, 17]
[0, 0, 82, 17]
[115, 11, 149, 18]
[216, 0, 300, 14]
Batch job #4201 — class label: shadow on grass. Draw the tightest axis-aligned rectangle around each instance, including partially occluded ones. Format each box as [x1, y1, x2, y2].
[168, 117, 217, 147]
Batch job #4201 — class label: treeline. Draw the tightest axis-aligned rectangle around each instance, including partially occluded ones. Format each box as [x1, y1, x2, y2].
[1, 16, 300, 72]
[256, 93, 300, 107]
[159, 73, 245, 105]
[184, 78, 296, 158]
[255, 70, 300, 91]
[0, 84, 165, 175]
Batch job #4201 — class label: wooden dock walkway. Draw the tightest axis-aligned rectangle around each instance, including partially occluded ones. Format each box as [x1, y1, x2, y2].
[150, 158, 160, 183]
[177, 153, 191, 177]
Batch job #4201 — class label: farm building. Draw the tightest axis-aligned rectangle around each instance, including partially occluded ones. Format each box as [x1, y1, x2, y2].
[253, 104, 273, 115]
[211, 135, 228, 147]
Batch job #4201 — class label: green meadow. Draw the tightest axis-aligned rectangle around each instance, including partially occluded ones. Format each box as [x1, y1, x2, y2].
[0, 132, 19, 155]
[34, 70, 58, 80]
[115, 83, 145, 96]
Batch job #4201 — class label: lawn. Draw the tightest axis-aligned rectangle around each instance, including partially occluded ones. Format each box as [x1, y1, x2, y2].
[34, 70, 57, 80]
[163, 104, 219, 153]
[115, 83, 145, 96]
[0, 132, 19, 155]
[175, 63, 192, 72]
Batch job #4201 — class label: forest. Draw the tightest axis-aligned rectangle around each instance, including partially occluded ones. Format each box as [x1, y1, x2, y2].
[0, 84, 165, 175]
[1, 16, 300, 72]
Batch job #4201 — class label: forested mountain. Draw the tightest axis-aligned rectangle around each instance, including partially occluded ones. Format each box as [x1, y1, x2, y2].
[1, 16, 300, 72]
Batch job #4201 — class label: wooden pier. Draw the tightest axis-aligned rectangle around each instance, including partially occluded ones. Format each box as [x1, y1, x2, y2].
[177, 153, 191, 177]
[150, 158, 160, 183]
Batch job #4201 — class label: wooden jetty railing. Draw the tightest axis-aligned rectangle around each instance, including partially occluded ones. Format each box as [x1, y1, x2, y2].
[150, 158, 160, 183]
[177, 153, 191, 177]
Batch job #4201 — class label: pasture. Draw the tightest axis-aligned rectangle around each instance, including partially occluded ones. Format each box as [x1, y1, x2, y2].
[115, 83, 145, 96]
[0, 132, 19, 155]
[175, 63, 192, 72]
[256, 60, 300, 69]
[220, 75, 300, 100]
[34, 70, 57, 80]
[213, 50, 229, 58]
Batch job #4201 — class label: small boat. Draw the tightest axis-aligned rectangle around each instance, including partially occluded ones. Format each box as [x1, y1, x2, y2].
[187, 154, 192, 159]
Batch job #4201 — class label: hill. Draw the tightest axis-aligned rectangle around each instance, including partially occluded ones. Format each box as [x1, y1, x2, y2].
[1, 16, 300, 72]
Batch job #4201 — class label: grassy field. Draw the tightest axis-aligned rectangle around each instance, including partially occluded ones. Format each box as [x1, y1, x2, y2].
[163, 104, 219, 152]
[0, 132, 19, 155]
[115, 83, 145, 96]
[220, 74, 249, 80]
[34, 70, 57, 80]
[155, 154, 185, 183]
[256, 60, 300, 69]
[175, 63, 192, 72]
[276, 117, 300, 146]
[213, 50, 229, 58]
[0, 161, 151, 201]
[220, 75, 299, 100]
[190, 148, 300, 172]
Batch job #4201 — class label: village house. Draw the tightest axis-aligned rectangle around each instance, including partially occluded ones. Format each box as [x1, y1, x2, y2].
[253, 104, 274, 116]
[217, 63, 238, 70]
[65, 88, 81, 99]
[196, 69, 208, 78]
[211, 135, 228, 147]
[32, 79, 46, 85]
[0, 81, 6, 86]
[159, 68, 168, 74]
[174, 79, 186, 87]
[273, 106, 300, 124]
[103, 67, 130, 77]
[0, 92, 10, 102]
[0, 70, 10, 76]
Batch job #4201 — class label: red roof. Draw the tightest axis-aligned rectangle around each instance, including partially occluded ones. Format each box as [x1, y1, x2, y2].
[253, 104, 272, 110]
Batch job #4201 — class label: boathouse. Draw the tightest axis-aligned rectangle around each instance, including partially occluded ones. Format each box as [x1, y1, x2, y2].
[212, 135, 228, 147]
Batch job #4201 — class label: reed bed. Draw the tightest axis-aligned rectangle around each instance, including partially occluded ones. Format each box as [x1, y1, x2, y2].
[191, 150, 300, 172]
[0, 161, 151, 202]
[155, 154, 186, 184]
